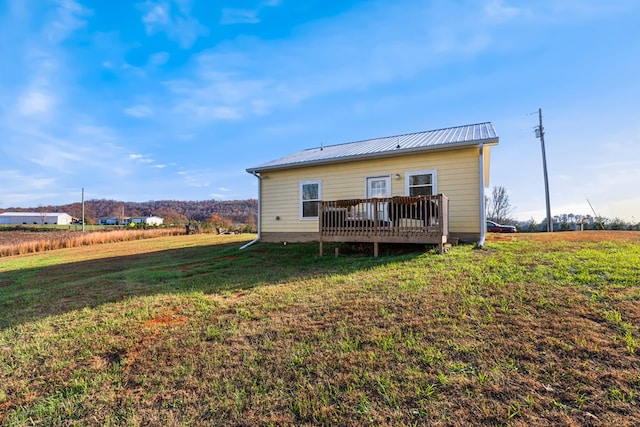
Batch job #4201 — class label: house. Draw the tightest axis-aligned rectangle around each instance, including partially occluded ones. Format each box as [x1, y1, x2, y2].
[129, 216, 164, 226]
[98, 216, 121, 225]
[98, 216, 164, 226]
[0, 212, 74, 225]
[245, 122, 499, 254]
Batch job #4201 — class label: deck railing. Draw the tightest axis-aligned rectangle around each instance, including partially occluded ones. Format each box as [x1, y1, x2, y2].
[319, 194, 449, 255]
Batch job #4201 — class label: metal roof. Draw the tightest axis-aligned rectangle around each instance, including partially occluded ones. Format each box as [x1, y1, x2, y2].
[247, 122, 498, 173]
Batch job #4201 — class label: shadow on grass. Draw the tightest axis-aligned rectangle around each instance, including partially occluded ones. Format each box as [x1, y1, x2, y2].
[0, 240, 429, 329]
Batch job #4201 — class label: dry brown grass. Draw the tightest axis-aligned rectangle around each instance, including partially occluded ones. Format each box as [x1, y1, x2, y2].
[0, 228, 186, 257]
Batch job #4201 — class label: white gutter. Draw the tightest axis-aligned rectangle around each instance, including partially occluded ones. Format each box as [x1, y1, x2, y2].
[478, 142, 486, 248]
[240, 171, 262, 250]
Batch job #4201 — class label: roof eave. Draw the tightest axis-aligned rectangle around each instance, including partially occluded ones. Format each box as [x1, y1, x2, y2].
[246, 137, 499, 174]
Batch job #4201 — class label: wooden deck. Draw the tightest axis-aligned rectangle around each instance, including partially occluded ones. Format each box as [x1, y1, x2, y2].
[319, 194, 449, 256]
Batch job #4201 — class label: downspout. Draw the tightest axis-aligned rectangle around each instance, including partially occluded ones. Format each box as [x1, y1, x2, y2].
[240, 171, 261, 250]
[478, 142, 487, 248]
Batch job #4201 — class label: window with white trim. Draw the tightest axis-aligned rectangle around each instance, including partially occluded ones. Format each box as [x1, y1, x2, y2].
[300, 180, 321, 219]
[405, 170, 437, 196]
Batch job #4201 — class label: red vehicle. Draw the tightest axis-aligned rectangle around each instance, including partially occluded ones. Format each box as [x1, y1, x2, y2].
[486, 220, 517, 233]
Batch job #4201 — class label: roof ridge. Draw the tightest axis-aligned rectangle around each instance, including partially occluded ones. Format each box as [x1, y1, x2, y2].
[309, 122, 493, 150]
[247, 122, 498, 173]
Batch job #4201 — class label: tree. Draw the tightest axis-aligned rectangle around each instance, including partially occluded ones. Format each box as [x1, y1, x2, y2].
[208, 214, 232, 230]
[156, 207, 188, 225]
[486, 186, 514, 224]
[38, 205, 48, 225]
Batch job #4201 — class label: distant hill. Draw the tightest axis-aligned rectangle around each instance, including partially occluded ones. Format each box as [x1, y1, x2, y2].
[0, 199, 257, 225]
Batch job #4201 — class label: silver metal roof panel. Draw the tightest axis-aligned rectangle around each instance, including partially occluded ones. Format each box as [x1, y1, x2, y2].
[247, 122, 498, 173]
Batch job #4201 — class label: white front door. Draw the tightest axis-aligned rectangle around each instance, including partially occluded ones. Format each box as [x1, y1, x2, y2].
[366, 176, 391, 221]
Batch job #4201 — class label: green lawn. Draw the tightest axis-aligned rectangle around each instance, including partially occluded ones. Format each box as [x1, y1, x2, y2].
[1, 232, 639, 426]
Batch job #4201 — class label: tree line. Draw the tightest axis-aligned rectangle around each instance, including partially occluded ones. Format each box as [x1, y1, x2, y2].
[486, 186, 639, 231]
[1, 199, 258, 228]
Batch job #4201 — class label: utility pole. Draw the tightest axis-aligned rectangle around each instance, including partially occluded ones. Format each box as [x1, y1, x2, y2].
[535, 108, 552, 232]
[82, 187, 85, 233]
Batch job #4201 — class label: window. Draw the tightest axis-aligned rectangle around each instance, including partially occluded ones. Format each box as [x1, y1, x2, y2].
[300, 180, 321, 219]
[405, 170, 437, 196]
[366, 176, 391, 198]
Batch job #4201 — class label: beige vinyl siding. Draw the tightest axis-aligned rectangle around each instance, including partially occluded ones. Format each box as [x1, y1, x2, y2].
[261, 146, 486, 234]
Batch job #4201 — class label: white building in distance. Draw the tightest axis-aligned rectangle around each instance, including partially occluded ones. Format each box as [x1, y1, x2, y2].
[129, 216, 164, 226]
[0, 212, 74, 225]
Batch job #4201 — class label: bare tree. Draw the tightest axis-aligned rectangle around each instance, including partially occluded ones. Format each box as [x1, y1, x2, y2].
[38, 205, 47, 225]
[487, 186, 514, 224]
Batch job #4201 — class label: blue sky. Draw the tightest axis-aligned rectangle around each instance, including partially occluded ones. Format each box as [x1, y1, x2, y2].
[1, 0, 639, 222]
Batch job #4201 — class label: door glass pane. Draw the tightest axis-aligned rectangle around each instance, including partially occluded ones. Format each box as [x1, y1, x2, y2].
[369, 179, 387, 198]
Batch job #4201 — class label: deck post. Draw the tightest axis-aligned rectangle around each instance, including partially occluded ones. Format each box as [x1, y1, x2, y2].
[319, 202, 324, 256]
[374, 242, 379, 257]
[373, 199, 379, 233]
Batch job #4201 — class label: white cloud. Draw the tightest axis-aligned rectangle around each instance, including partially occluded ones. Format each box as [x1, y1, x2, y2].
[0, 170, 60, 206]
[129, 153, 160, 166]
[179, 1, 509, 121]
[179, 170, 211, 188]
[142, 3, 169, 26]
[209, 106, 242, 120]
[45, 0, 91, 43]
[18, 128, 129, 177]
[165, 65, 273, 121]
[542, 0, 633, 20]
[220, 0, 281, 25]
[220, 9, 260, 25]
[124, 105, 154, 118]
[18, 89, 55, 115]
[149, 51, 170, 66]
[484, 0, 527, 22]
[0, 170, 57, 190]
[140, 0, 209, 49]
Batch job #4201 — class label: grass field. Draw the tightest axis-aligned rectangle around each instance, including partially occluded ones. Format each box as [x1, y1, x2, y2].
[1, 232, 639, 425]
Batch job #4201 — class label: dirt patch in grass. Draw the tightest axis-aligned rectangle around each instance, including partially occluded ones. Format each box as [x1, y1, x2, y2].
[143, 310, 189, 327]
